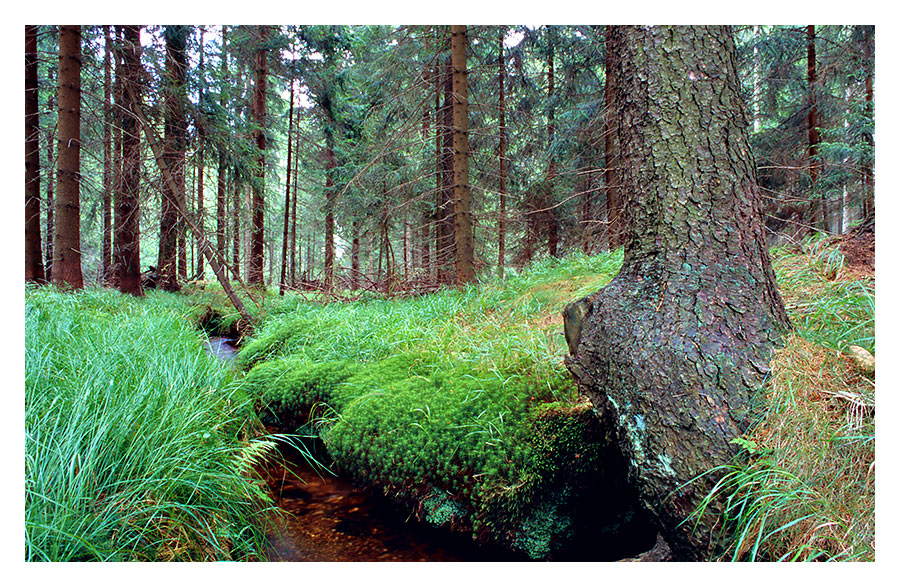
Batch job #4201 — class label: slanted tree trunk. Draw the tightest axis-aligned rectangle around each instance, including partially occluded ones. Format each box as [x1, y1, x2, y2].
[52, 25, 83, 290]
[115, 25, 143, 296]
[25, 25, 45, 283]
[566, 26, 791, 560]
[450, 25, 475, 286]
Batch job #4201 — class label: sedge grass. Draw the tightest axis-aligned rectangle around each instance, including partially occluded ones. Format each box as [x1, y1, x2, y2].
[25, 286, 276, 561]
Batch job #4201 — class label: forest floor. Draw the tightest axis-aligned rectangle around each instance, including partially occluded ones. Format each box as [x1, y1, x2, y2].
[24, 236, 874, 561]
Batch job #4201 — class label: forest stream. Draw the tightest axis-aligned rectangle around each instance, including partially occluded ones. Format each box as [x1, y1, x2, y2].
[205, 336, 526, 562]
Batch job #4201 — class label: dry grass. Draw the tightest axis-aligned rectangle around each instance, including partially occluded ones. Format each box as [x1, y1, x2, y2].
[700, 238, 875, 561]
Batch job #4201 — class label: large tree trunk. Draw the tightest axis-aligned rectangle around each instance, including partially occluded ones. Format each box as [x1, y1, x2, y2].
[25, 25, 45, 283]
[565, 26, 791, 560]
[114, 25, 143, 296]
[450, 25, 475, 286]
[52, 25, 83, 290]
[158, 26, 188, 291]
[249, 25, 268, 286]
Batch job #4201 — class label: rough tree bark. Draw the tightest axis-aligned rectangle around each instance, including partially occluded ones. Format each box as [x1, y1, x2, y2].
[279, 76, 295, 296]
[216, 26, 229, 271]
[806, 25, 824, 232]
[52, 25, 83, 290]
[114, 25, 143, 296]
[158, 26, 188, 291]
[451, 25, 474, 286]
[565, 26, 791, 560]
[249, 25, 268, 286]
[604, 27, 620, 249]
[25, 25, 45, 283]
[497, 31, 508, 272]
[101, 25, 112, 283]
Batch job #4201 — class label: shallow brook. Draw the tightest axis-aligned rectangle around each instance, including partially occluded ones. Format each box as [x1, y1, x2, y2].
[205, 333, 654, 561]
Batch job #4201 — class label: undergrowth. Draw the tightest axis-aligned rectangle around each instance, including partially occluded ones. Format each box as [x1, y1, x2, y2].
[25, 286, 277, 561]
[693, 236, 875, 561]
[240, 250, 651, 559]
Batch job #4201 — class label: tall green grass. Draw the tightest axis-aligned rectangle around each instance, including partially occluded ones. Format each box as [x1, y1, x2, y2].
[25, 286, 276, 561]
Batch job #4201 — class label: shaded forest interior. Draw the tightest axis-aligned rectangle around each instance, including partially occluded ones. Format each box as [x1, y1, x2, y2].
[25, 25, 874, 295]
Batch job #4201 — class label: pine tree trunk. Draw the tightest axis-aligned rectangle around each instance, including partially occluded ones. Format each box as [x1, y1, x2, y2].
[324, 137, 336, 291]
[249, 25, 268, 286]
[114, 25, 143, 296]
[101, 26, 113, 284]
[216, 26, 229, 269]
[498, 31, 508, 273]
[604, 28, 620, 249]
[231, 181, 241, 280]
[450, 25, 475, 286]
[807, 25, 824, 232]
[545, 27, 560, 259]
[567, 26, 791, 560]
[52, 25, 83, 290]
[25, 25, 45, 283]
[45, 86, 55, 282]
[290, 127, 299, 285]
[158, 26, 188, 291]
[860, 26, 874, 220]
[280, 78, 295, 296]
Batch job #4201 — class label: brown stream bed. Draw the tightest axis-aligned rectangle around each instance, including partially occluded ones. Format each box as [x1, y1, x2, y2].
[206, 336, 525, 562]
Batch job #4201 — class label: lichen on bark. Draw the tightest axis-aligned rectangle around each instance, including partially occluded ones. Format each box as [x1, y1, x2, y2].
[566, 25, 790, 560]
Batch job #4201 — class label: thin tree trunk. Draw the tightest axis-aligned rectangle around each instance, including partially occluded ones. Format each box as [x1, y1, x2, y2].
[279, 78, 295, 295]
[123, 64, 254, 325]
[498, 31, 507, 273]
[53, 25, 83, 289]
[249, 25, 268, 286]
[450, 25, 474, 286]
[546, 26, 559, 258]
[101, 25, 112, 283]
[861, 26, 874, 220]
[114, 25, 142, 296]
[807, 25, 824, 232]
[324, 135, 336, 291]
[290, 125, 299, 285]
[25, 25, 45, 283]
[604, 27, 620, 249]
[196, 27, 206, 279]
[216, 26, 228, 267]
[45, 85, 55, 282]
[350, 220, 360, 289]
[232, 180, 241, 279]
